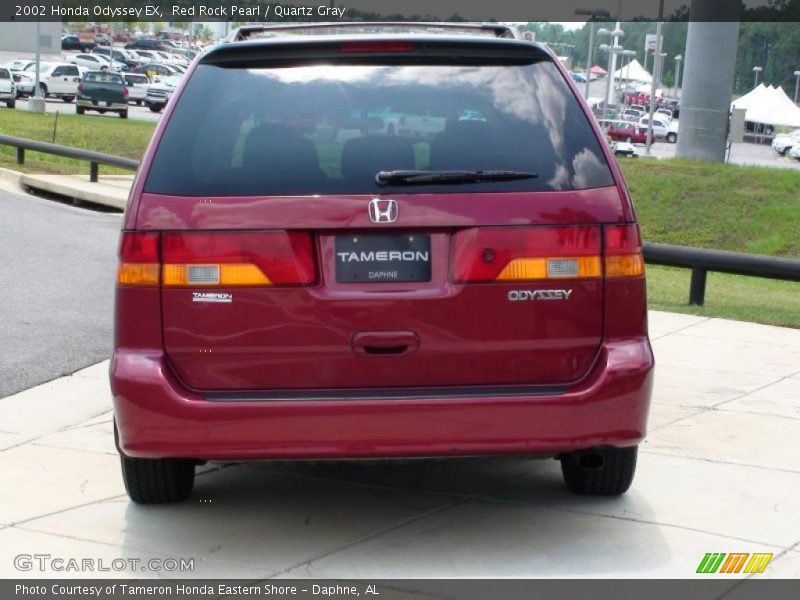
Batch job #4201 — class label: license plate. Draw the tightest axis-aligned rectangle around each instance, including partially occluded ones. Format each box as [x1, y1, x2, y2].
[335, 234, 431, 283]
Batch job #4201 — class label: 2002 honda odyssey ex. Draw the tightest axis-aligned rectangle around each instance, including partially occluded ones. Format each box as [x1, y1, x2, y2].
[111, 24, 654, 503]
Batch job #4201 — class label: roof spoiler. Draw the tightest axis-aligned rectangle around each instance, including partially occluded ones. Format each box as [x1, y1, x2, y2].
[225, 22, 524, 42]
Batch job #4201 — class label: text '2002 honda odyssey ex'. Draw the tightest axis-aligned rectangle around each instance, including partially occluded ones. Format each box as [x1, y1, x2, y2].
[112, 24, 654, 503]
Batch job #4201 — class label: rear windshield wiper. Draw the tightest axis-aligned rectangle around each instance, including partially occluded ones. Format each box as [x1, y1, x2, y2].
[375, 169, 538, 186]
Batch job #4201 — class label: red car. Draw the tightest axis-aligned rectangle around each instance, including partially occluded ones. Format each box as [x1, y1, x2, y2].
[112, 29, 654, 503]
[602, 119, 651, 144]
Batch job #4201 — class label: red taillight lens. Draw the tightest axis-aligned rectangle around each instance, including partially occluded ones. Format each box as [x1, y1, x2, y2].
[77, 84, 83, 94]
[340, 41, 414, 53]
[452, 226, 602, 283]
[123, 87, 129, 97]
[161, 232, 316, 287]
[117, 232, 159, 286]
[604, 224, 645, 277]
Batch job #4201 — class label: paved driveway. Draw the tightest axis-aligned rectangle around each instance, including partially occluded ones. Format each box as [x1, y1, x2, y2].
[0, 311, 798, 579]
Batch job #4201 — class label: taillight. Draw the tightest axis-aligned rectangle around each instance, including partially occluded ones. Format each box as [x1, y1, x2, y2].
[117, 232, 159, 286]
[77, 83, 83, 94]
[340, 41, 414, 53]
[604, 224, 645, 277]
[116, 231, 316, 287]
[161, 232, 316, 287]
[452, 226, 602, 283]
[123, 87, 129, 97]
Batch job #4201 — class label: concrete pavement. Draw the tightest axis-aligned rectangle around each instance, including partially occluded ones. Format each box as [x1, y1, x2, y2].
[0, 311, 798, 579]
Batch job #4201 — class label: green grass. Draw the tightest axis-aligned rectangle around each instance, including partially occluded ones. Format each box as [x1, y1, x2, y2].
[1, 110, 798, 327]
[0, 109, 155, 175]
[646, 265, 800, 328]
[619, 158, 800, 257]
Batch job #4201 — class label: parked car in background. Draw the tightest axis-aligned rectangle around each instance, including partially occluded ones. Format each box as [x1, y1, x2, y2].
[600, 119, 650, 144]
[93, 47, 140, 69]
[133, 62, 182, 77]
[71, 53, 128, 72]
[144, 75, 180, 112]
[76, 71, 129, 118]
[621, 107, 644, 122]
[62, 35, 97, 52]
[0, 67, 16, 108]
[788, 144, 800, 161]
[113, 30, 653, 503]
[125, 38, 167, 51]
[655, 108, 673, 122]
[771, 129, 800, 155]
[19, 62, 84, 101]
[4, 58, 30, 72]
[571, 72, 587, 83]
[638, 115, 670, 139]
[123, 73, 150, 105]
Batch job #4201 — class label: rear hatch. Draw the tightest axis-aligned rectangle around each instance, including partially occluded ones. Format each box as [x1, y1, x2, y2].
[80, 72, 126, 104]
[136, 37, 627, 393]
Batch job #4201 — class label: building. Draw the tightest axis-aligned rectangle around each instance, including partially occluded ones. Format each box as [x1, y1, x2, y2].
[0, 22, 62, 54]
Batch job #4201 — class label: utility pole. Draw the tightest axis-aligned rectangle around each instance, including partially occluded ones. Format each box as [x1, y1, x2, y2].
[676, 0, 741, 162]
[794, 70, 800, 103]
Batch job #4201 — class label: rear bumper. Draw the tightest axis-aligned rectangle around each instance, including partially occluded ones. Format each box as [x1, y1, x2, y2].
[111, 338, 654, 460]
[77, 99, 127, 110]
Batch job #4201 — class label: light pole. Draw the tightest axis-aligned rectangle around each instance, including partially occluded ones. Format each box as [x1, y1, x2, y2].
[794, 70, 800, 103]
[674, 54, 683, 98]
[752, 66, 762, 88]
[620, 49, 636, 100]
[598, 43, 624, 119]
[574, 8, 610, 100]
[645, 0, 665, 156]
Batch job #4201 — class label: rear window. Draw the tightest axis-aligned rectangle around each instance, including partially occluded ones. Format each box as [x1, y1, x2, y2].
[125, 74, 148, 84]
[85, 73, 123, 84]
[144, 59, 614, 196]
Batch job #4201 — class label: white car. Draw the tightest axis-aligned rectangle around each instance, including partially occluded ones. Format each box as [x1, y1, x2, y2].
[655, 108, 674, 123]
[18, 62, 85, 101]
[771, 129, 800, 155]
[144, 75, 181, 113]
[0, 67, 16, 108]
[71, 53, 127, 72]
[4, 58, 30, 72]
[788, 144, 800, 161]
[123, 73, 149, 105]
[638, 115, 671, 140]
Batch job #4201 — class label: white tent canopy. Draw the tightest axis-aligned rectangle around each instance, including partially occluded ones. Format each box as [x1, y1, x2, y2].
[612, 58, 652, 84]
[731, 84, 800, 128]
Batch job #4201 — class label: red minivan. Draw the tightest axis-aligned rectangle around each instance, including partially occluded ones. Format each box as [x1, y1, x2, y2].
[112, 28, 654, 503]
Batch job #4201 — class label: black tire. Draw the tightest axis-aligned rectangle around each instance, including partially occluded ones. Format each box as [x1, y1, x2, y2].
[560, 446, 637, 495]
[119, 110, 128, 119]
[666, 132, 677, 144]
[36, 83, 47, 98]
[136, 100, 143, 106]
[62, 96, 74, 103]
[148, 104, 162, 113]
[120, 454, 195, 504]
[76, 106, 84, 115]
[7, 100, 14, 109]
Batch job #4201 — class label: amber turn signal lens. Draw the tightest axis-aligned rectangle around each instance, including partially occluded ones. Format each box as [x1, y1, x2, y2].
[117, 264, 159, 286]
[605, 254, 645, 278]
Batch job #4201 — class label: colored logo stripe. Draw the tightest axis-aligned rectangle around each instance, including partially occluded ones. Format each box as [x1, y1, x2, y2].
[744, 553, 773, 574]
[697, 552, 773, 574]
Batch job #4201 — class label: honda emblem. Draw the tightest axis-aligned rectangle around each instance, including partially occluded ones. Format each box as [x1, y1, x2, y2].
[368, 198, 398, 224]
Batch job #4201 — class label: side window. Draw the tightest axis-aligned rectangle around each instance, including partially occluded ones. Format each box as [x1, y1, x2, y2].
[0, 69, 9, 79]
[51, 67, 64, 77]
[65, 66, 79, 77]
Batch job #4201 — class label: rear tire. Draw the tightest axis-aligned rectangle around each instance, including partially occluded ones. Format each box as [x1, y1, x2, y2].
[76, 106, 84, 115]
[560, 446, 637, 495]
[119, 110, 128, 119]
[6, 100, 14, 109]
[148, 104, 162, 113]
[62, 96, 74, 103]
[666, 132, 677, 143]
[120, 455, 195, 504]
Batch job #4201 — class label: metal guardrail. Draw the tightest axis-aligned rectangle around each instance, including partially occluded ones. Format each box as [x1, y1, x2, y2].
[643, 242, 800, 305]
[0, 133, 139, 182]
[1, 133, 798, 306]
